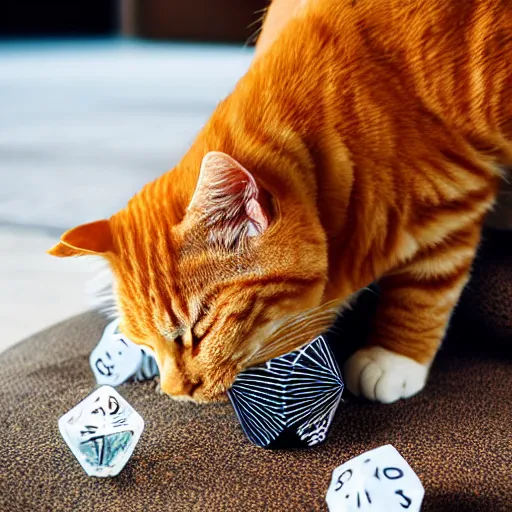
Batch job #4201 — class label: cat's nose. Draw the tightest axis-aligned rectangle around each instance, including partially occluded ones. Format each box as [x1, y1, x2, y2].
[159, 366, 200, 400]
[160, 374, 196, 398]
[157, 355, 202, 399]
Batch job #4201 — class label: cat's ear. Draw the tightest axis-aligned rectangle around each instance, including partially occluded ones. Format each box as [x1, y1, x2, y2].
[47, 219, 114, 258]
[188, 151, 270, 245]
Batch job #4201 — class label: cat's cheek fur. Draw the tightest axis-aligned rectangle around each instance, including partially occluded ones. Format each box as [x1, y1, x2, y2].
[343, 346, 430, 404]
[191, 370, 239, 403]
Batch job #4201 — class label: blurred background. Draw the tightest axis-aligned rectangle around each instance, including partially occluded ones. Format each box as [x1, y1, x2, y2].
[0, 0, 267, 351]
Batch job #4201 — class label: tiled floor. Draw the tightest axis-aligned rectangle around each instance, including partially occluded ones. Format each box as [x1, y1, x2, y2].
[0, 39, 252, 352]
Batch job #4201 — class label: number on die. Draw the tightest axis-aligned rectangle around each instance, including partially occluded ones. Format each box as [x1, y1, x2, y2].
[326, 445, 425, 511]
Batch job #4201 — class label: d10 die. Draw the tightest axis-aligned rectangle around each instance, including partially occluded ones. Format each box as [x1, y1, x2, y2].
[326, 445, 425, 511]
[90, 319, 159, 387]
[59, 386, 144, 477]
[228, 335, 344, 449]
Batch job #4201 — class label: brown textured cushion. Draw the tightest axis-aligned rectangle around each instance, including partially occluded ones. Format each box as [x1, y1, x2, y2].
[1, 309, 510, 512]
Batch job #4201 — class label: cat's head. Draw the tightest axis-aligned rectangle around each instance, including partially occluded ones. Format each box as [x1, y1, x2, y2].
[49, 152, 336, 402]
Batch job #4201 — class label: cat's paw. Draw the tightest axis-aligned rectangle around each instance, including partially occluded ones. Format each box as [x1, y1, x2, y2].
[343, 346, 429, 404]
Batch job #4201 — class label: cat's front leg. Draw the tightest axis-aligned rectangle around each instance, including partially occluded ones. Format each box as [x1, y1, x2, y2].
[344, 225, 482, 403]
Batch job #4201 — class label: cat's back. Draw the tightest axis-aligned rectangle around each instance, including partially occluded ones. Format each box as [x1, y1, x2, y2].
[311, 0, 510, 30]
[223, 0, 512, 168]
[303, 0, 512, 150]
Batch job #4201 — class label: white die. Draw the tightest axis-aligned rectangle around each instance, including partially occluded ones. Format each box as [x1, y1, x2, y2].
[326, 445, 425, 511]
[59, 386, 145, 477]
[90, 319, 158, 387]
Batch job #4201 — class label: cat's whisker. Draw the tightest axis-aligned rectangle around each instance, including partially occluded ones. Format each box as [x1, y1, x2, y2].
[247, 12, 267, 30]
[260, 318, 331, 352]
[267, 298, 343, 337]
[248, 299, 345, 365]
[267, 309, 338, 342]
[265, 317, 333, 348]
[272, 299, 344, 329]
[245, 7, 268, 48]
[270, 311, 336, 340]
[252, 7, 269, 16]
[250, 319, 335, 364]
[264, 315, 332, 347]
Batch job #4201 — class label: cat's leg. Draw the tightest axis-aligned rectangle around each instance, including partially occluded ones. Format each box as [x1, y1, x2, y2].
[344, 225, 482, 403]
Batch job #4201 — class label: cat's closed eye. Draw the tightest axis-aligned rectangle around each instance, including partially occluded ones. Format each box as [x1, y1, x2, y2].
[172, 332, 185, 347]
[166, 326, 185, 344]
[190, 331, 201, 353]
[164, 322, 203, 352]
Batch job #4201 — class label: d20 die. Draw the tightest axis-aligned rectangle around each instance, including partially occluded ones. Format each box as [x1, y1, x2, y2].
[228, 335, 344, 449]
[59, 385, 144, 477]
[326, 445, 425, 511]
[90, 319, 159, 387]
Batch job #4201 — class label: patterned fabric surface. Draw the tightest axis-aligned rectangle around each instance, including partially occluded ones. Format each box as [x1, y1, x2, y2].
[1, 299, 510, 511]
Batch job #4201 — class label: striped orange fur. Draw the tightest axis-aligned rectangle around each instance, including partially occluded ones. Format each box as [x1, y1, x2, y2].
[49, 0, 512, 403]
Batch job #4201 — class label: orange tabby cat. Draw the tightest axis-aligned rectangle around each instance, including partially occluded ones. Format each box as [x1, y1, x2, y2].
[49, 0, 512, 404]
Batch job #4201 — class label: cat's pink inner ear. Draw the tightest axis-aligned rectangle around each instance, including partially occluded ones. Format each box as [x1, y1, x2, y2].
[47, 219, 114, 258]
[246, 197, 269, 235]
[189, 151, 270, 237]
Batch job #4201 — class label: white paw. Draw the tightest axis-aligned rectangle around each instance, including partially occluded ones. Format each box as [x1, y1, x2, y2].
[344, 347, 430, 404]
